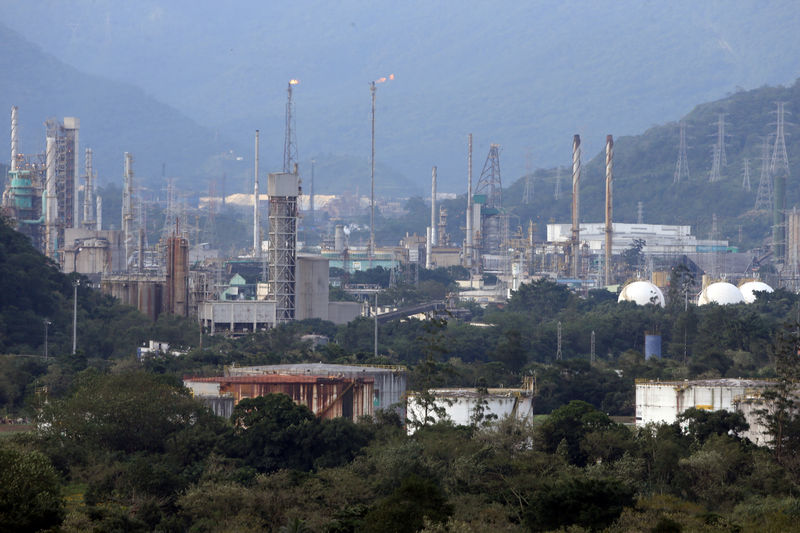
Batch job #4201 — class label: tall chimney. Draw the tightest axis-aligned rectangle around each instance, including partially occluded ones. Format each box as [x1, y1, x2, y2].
[96, 195, 102, 231]
[83, 148, 94, 227]
[123, 152, 133, 270]
[45, 136, 58, 259]
[253, 130, 260, 256]
[431, 166, 437, 247]
[466, 133, 473, 270]
[10, 106, 18, 172]
[605, 135, 613, 286]
[426, 226, 432, 269]
[571, 134, 581, 278]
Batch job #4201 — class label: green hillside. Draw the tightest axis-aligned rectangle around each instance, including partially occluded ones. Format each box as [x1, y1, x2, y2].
[498, 81, 800, 251]
[0, 217, 199, 414]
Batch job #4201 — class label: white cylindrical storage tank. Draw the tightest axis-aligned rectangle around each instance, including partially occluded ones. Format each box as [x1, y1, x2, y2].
[738, 281, 773, 304]
[697, 282, 744, 306]
[618, 280, 665, 307]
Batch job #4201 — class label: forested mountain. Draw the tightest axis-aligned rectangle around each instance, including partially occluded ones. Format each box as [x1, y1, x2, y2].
[449, 81, 800, 251]
[0, 25, 234, 191]
[1, 2, 799, 193]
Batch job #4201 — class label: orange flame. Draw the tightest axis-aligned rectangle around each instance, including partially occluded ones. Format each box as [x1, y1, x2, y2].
[374, 73, 394, 84]
[289, 79, 299, 85]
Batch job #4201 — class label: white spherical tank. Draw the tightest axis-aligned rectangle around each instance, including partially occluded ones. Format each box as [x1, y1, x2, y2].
[618, 280, 665, 307]
[739, 281, 774, 304]
[698, 282, 744, 306]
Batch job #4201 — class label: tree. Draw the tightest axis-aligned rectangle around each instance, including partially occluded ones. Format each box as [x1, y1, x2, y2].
[757, 324, 800, 480]
[524, 474, 634, 532]
[537, 400, 624, 466]
[0, 446, 64, 532]
[363, 474, 453, 533]
[677, 408, 749, 444]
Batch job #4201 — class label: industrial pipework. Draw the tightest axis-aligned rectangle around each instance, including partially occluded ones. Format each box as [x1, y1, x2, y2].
[571, 134, 581, 278]
[605, 135, 613, 286]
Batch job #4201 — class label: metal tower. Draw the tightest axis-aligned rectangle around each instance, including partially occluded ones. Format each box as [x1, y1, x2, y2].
[754, 138, 774, 211]
[708, 114, 729, 183]
[283, 80, 299, 173]
[475, 144, 503, 253]
[770, 102, 791, 177]
[523, 151, 533, 204]
[554, 166, 562, 200]
[268, 172, 300, 323]
[476, 144, 502, 209]
[674, 120, 690, 184]
[741, 158, 751, 191]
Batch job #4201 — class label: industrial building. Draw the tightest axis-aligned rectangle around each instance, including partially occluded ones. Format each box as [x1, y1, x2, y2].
[225, 363, 407, 417]
[184, 373, 375, 421]
[547, 223, 729, 256]
[406, 377, 535, 433]
[635, 378, 776, 445]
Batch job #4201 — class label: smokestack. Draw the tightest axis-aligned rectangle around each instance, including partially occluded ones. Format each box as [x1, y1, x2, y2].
[466, 134, 473, 270]
[253, 130, 260, 256]
[571, 135, 581, 278]
[96, 195, 102, 231]
[83, 148, 94, 227]
[123, 152, 133, 271]
[431, 166, 437, 247]
[605, 135, 613, 286]
[45, 136, 58, 259]
[426, 226, 432, 269]
[10, 106, 18, 172]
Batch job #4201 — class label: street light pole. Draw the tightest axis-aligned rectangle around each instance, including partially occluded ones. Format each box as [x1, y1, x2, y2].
[43, 319, 51, 360]
[72, 279, 80, 354]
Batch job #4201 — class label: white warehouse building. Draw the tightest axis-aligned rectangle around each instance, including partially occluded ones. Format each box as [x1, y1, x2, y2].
[547, 223, 728, 255]
[635, 379, 775, 444]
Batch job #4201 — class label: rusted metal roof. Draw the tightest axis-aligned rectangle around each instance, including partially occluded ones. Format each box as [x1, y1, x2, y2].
[185, 374, 373, 385]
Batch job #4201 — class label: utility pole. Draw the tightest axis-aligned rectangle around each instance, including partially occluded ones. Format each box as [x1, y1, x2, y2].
[43, 319, 51, 360]
[374, 292, 378, 359]
[72, 279, 80, 354]
[556, 321, 562, 360]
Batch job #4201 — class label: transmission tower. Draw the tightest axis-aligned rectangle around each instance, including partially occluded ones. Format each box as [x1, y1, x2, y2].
[556, 321, 562, 360]
[554, 166, 562, 200]
[709, 113, 729, 183]
[283, 80, 299, 173]
[523, 151, 533, 204]
[770, 102, 791, 177]
[754, 137, 774, 211]
[674, 120, 690, 183]
[741, 158, 751, 191]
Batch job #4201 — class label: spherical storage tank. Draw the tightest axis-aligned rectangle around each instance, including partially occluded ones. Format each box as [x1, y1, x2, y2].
[697, 282, 744, 306]
[738, 281, 773, 304]
[618, 281, 665, 307]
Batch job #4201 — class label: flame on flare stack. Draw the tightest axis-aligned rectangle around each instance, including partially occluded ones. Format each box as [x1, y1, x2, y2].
[374, 73, 395, 84]
[289, 79, 299, 85]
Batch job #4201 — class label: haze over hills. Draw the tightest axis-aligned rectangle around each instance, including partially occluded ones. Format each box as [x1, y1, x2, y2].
[0, 24, 235, 192]
[1, 2, 800, 197]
